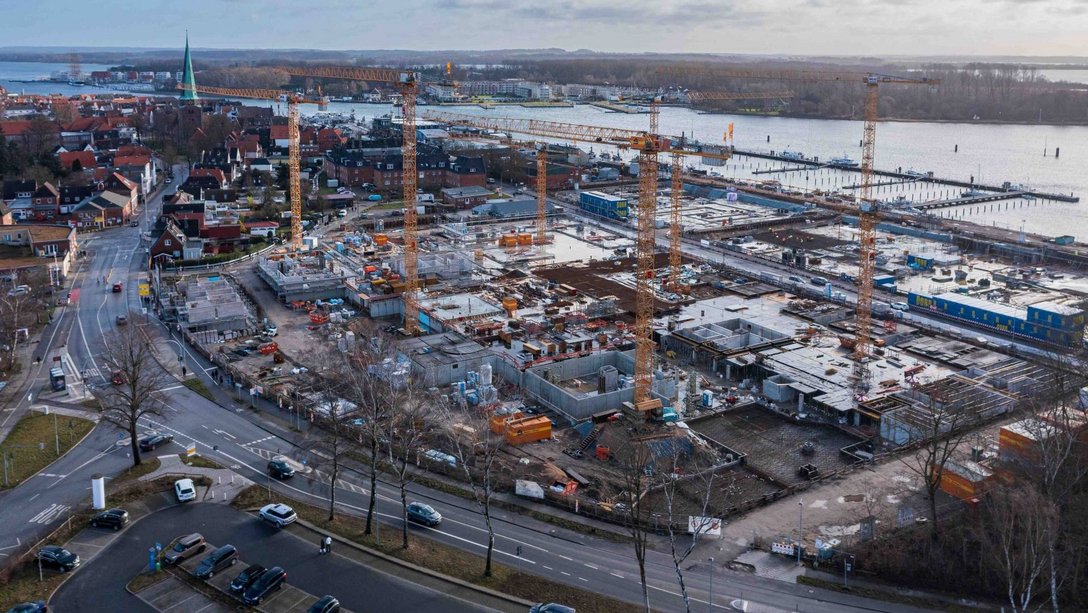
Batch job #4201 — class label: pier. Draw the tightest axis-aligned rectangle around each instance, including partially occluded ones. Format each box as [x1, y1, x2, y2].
[752, 165, 819, 175]
[731, 148, 1080, 203]
[914, 191, 1026, 211]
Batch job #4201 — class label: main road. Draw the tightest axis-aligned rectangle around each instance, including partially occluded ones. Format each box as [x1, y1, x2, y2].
[1, 169, 937, 612]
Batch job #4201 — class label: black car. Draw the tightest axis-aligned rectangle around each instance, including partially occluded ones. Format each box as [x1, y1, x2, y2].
[194, 544, 238, 579]
[138, 433, 174, 452]
[5, 602, 47, 613]
[89, 508, 128, 531]
[36, 546, 80, 572]
[308, 595, 341, 613]
[267, 458, 295, 479]
[243, 566, 287, 605]
[229, 564, 265, 593]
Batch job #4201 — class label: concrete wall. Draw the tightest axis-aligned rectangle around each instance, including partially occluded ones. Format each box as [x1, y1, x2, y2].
[523, 351, 670, 422]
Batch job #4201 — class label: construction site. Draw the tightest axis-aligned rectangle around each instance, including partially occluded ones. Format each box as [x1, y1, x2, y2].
[154, 64, 1088, 560]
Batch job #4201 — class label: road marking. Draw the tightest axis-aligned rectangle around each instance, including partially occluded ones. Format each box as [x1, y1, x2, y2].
[201, 425, 209, 429]
[158, 385, 184, 392]
[584, 563, 598, 570]
[213, 429, 236, 440]
[560, 571, 571, 576]
[611, 572, 624, 579]
[579, 577, 589, 582]
[542, 565, 552, 570]
[38, 473, 67, 478]
[559, 554, 573, 561]
[28, 504, 69, 524]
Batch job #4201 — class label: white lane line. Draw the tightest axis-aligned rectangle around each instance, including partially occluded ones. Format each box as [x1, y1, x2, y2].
[579, 577, 589, 582]
[158, 385, 184, 392]
[610, 572, 624, 579]
[542, 565, 552, 571]
[560, 571, 571, 577]
[29, 494, 39, 502]
[584, 563, 598, 570]
[559, 554, 573, 561]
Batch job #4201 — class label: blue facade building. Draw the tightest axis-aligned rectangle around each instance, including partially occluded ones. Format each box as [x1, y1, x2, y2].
[908, 291, 1085, 347]
[579, 191, 629, 220]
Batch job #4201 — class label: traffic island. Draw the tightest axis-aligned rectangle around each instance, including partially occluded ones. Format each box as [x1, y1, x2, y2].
[0, 411, 95, 490]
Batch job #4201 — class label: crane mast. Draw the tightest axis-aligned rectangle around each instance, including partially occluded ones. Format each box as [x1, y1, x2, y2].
[400, 80, 420, 334]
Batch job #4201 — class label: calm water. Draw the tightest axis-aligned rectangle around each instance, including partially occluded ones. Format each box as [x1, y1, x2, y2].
[3, 61, 1085, 239]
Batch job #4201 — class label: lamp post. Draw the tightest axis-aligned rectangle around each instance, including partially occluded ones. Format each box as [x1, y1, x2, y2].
[707, 556, 715, 613]
[797, 497, 804, 565]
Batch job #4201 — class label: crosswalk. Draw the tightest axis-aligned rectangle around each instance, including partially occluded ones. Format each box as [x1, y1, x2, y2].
[238, 442, 368, 496]
[28, 504, 70, 524]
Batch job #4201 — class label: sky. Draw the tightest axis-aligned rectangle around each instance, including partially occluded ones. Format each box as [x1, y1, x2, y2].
[2, 0, 1088, 57]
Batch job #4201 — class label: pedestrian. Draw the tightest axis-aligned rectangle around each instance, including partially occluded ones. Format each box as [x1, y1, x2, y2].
[318, 536, 325, 554]
[323, 535, 332, 554]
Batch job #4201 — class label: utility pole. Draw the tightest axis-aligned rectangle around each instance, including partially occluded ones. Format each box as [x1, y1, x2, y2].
[707, 556, 715, 613]
[53, 411, 60, 456]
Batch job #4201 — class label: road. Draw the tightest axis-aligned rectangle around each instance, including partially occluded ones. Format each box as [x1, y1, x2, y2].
[50, 502, 490, 613]
[2, 168, 940, 613]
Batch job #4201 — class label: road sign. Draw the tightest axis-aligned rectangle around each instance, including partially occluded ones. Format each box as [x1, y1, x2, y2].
[186, 444, 197, 457]
[138, 283, 150, 297]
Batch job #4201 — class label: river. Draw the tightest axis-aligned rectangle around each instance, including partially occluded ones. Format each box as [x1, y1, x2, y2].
[2, 61, 1084, 240]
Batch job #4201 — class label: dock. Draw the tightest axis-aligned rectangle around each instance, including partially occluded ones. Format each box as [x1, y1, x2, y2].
[752, 165, 820, 175]
[732, 148, 1080, 203]
[915, 192, 1026, 211]
[843, 178, 920, 190]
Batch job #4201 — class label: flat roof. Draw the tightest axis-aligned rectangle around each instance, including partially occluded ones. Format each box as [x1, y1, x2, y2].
[935, 292, 1026, 320]
[1029, 300, 1084, 316]
[581, 190, 627, 203]
[418, 293, 503, 321]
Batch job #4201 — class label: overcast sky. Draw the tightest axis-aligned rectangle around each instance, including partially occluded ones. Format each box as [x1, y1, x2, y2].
[3, 0, 1087, 57]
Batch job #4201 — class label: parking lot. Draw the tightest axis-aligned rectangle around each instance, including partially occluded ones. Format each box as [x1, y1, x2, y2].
[50, 502, 494, 613]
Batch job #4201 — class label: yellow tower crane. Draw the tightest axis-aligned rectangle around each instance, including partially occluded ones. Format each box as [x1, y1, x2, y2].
[423, 110, 728, 406]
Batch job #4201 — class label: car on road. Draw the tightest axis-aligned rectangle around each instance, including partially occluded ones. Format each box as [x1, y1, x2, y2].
[486, 177, 496, 184]
[809, 276, 829, 286]
[406, 502, 442, 527]
[308, 595, 341, 613]
[6, 285, 30, 297]
[529, 604, 576, 613]
[111, 370, 126, 385]
[367, 194, 382, 201]
[267, 457, 295, 480]
[229, 563, 266, 593]
[138, 433, 174, 452]
[891, 301, 910, 311]
[111, 282, 123, 293]
[337, 209, 347, 218]
[5, 602, 47, 613]
[89, 508, 129, 531]
[36, 546, 80, 572]
[115, 314, 128, 326]
[243, 566, 287, 605]
[165, 177, 173, 184]
[163, 533, 206, 565]
[259, 503, 297, 528]
[174, 478, 197, 503]
[194, 544, 238, 579]
[129, 220, 139, 227]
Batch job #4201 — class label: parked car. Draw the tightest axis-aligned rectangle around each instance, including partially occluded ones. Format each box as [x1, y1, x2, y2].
[367, 194, 382, 202]
[337, 209, 347, 218]
[165, 177, 173, 184]
[406, 502, 442, 527]
[263, 325, 278, 337]
[36, 546, 80, 572]
[5, 602, 47, 613]
[229, 563, 265, 593]
[267, 457, 295, 480]
[529, 605, 576, 613]
[138, 433, 173, 452]
[163, 533, 206, 565]
[194, 544, 238, 579]
[111, 282, 123, 293]
[129, 220, 139, 227]
[6, 285, 30, 297]
[115, 314, 128, 326]
[486, 177, 497, 184]
[891, 301, 910, 311]
[174, 478, 197, 503]
[259, 503, 297, 528]
[308, 595, 341, 613]
[89, 508, 129, 531]
[243, 566, 287, 605]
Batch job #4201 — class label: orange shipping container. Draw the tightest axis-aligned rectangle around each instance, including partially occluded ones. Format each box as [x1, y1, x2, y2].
[504, 416, 552, 445]
[517, 233, 533, 246]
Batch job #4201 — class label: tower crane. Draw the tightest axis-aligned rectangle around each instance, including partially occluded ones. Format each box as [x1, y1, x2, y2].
[423, 110, 728, 406]
[179, 84, 310, 251]
[272, 66, 424, 333]
[690, 69, 937, 388]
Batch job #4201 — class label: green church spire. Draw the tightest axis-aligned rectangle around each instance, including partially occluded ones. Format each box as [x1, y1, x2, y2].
[180, 32, 198, 102]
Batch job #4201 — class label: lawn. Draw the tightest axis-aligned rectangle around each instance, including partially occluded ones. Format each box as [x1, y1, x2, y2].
[182, 378, 214, 401]
[0, 412, 95, 490]
[178, 453, 222, 469]
[231, 486, 643, 613]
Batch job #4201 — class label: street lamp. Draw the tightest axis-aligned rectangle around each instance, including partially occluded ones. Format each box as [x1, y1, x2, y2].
[707, 556, 715, 613]
[797, 497, 804, 565]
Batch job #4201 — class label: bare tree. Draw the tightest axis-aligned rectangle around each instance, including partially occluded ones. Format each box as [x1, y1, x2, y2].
[1014, 352, 1088, 612]
[0, 268, 49, 373]
[385, 384, 429, 549]
[341, 323, 399, 538]
[655, 442, 722, 613]
[96, 318, 172, 466]
[896, 385, 973, 537]
[611, 430, 655, 613]
[980, 483, 1057, 613]
[302, 356, 358, 522]
[435, 400, 505, 577]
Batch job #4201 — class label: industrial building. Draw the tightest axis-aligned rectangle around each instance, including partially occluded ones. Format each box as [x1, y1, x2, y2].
[579, 191, 629, 220]
[908, 291, 1085, 347]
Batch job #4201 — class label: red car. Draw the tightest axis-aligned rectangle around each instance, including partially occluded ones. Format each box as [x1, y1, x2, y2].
[112, 282, 123, 293]
[111, 370, 126, 385]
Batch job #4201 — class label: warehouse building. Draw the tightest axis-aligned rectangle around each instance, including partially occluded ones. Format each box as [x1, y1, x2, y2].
[579, 191, 629, 220]
[908, 291, 1085, 348]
